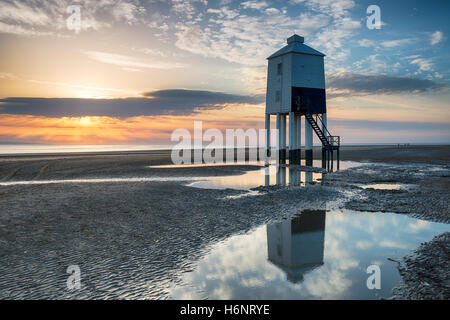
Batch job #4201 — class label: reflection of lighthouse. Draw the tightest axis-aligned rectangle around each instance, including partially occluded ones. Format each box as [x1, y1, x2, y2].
[267, 210, 326, 283]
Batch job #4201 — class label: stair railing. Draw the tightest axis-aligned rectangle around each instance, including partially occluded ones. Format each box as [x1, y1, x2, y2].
[313, 114, 332, 138]
[306, 113, 340, 148]
[327, 135, 340, 147]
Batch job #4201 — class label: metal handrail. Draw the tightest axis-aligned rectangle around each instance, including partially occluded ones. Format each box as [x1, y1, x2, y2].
[327, 135, 340, 146]
[314, 114, 332, 138]
[305, 112, 340, 148]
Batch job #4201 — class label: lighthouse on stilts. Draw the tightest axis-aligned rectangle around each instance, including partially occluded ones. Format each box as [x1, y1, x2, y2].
[265, 34, 340, 171]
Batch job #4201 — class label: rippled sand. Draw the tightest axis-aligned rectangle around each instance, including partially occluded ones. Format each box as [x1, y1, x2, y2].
[0, 147, 448, 299]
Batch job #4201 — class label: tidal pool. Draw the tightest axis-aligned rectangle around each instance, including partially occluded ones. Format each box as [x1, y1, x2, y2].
[0, 161, 360, 188]
[186, 167, 323, 190]
[0, 177, 192, 186]
[359, 183, 417, 190]
[185, 160, 361, 190]
[168, 209, 449, 299]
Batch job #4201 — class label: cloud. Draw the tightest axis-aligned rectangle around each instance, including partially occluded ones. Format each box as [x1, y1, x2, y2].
[290, 0, 355, 18]
[408, 220, 431, 233]
[0, 0, 147, 36]
[240, 67, 267, 94]
[112, 1, 145, 24]
[379, 240, 409, 249]
[143, 89, 263, 104]
[0, 72, 17, 80]
[331, 119, 450, 131]
[327, 73, 447, 98]
[357, 39, 375, 47]
[174, 0, 357, 67]
[0, 1, 51, 26]
[357, 38, 414, 48]
[82, 50, 188, 70]
[241, 1, 269, 10]
[0, 89, 265, 117]
[380, 38, 414, 48]
[26, 79, 138, 98]
[0, 20, 52, 36]
[265, 7, 280, 15]
[410, 58, 433, 73]
[430, 30, 444, 45]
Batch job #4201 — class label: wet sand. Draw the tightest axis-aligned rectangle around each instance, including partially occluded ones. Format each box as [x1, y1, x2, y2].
[392, 232, 450, 300]
[0, 145, 448, 299]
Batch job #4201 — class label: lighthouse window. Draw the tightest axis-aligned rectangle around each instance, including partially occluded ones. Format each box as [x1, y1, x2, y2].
[277, 63, 282, 75]
[275, 90, 281, 102]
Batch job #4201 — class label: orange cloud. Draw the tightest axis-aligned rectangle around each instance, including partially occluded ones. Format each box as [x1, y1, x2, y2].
[0, 104, 265, 144]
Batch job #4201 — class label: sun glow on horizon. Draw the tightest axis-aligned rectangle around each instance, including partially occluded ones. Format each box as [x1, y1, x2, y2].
[78, 116, 94, 126]
[74, 91, 109, 99]
[0, 105, 266, 144]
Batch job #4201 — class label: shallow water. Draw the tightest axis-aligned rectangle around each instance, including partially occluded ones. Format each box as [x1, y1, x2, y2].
[168, 209, 449, 299]
[0, 177, 192, 186]
[0, 170, 317, 188]
[149, 161, 263, 168]
[0, 160, 361, 189]
[359, 183, 417, 190]
[186, 160, 362, 190]
[150, 160, 361, 170]
[186, 167, 323, 190]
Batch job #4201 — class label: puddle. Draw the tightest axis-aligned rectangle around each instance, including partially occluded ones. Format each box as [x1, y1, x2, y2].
[184, 160, 362, 190]
[359, 183, 417, 190]
[186, 167, 323, 190]
[168, 209, 449, 299]
[0, 171, 320, 189]
[150, 160, 361, 170]
[0, 161, 361, 189]
[0, 171, 319, 189]
[149, 161, 263, 168]
[221, 190, 262, 199]
[0, 177, 192, 186]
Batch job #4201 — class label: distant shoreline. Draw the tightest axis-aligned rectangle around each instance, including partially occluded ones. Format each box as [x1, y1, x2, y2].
[0, 143, 449, 155]
[0, 144, 449, 164]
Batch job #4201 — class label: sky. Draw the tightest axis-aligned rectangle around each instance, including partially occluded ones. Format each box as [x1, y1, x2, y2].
[0, 0, 449, 145]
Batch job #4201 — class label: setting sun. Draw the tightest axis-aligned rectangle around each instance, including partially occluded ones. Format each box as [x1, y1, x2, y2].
[78, 116, 93, 126]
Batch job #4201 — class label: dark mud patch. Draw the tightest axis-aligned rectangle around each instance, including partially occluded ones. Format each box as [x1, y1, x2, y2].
[324, 163, 450, 223]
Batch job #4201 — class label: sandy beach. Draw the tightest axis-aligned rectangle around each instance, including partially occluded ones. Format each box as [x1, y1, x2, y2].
[0, 145, 449, 299]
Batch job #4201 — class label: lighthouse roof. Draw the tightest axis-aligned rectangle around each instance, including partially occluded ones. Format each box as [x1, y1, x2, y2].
[267, 34, 325, 59]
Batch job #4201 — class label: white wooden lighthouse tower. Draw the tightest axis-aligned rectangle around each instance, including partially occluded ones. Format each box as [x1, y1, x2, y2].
[265, 34, 339, 169]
